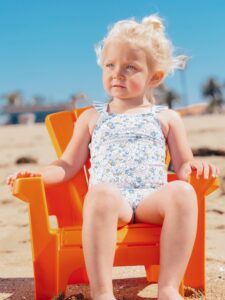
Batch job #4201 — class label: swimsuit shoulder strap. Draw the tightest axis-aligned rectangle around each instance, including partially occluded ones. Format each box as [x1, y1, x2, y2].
[93, 101, 108, 114]
[152, 104, 168, 114]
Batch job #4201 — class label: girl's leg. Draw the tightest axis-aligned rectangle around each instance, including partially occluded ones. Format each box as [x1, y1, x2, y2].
[82, 183, 133, 300]
[135, 181, 198, 300]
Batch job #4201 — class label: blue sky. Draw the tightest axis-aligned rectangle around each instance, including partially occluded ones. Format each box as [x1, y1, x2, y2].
[0, 0, 225, 107]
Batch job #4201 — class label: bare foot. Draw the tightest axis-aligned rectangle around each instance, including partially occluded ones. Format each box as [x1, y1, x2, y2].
[158, 286, 183, 300]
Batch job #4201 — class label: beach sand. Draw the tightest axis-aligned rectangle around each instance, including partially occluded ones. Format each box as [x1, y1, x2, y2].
[0, 113, 225, 299]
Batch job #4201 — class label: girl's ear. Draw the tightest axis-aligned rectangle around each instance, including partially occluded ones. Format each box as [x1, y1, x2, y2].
[149, 70, 164, 86]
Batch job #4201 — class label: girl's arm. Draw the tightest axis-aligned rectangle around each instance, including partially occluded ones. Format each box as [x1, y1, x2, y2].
[40, 108, 94, 185]
[7, 108, 95, 187]
[165, 110, 219, 181]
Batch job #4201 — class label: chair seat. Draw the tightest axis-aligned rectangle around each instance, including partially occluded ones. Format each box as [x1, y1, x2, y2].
[58, 224, 162, 273]
[59, 223, 161, 248]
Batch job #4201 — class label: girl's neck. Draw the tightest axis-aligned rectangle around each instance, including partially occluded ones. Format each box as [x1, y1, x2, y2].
[110, 94, 155, 111]
[108, 95, 155, 114]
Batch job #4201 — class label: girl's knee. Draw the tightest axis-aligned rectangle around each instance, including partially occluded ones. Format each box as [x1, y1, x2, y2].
[168, 181, 197, 213]
[84, 183, 121, 216]
[87, 183, 121, 202]
[171, 180, 196, 195]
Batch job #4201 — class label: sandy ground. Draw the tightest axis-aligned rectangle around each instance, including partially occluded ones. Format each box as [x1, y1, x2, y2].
[0, 113, 225, 300]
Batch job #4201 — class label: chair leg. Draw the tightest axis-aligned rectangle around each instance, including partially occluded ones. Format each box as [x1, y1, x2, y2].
[184, 194, 205, 294]
[32, 239, 59, 300]
[34, 260, 58, 300]
[145, 265, 184, 297]
[58, 248, 89, 286]
[145, 264, 159, 283]
[67, 267, 89, 284]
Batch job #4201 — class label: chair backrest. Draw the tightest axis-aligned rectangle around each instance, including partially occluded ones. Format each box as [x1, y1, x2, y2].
[44, 106, 171, 227]
[44, 107, 92, 227]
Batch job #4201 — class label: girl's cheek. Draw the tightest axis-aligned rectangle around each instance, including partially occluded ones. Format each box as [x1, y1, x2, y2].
[102, 79, 110, 92]
[130, 80, 143, 90]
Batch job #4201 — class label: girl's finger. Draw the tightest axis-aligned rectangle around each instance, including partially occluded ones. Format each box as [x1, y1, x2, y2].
[17, 171, 29, 178]
[6, 176, 11, 185]
[7, 176, 14, 187]
[20, 171, 27, 176]
[195, 162, 204, 178]
[212, 165, 220, 177]
[202, 161, 209, 179]
[8, 177, 13, 185]
[209, 164, 216, 178]
[215, 166, 220, 177]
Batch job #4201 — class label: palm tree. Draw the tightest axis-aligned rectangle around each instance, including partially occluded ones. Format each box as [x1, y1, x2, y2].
[1, 90, 23, 106]
[202, 78, 224, 113]
[154, 83, 181, 109]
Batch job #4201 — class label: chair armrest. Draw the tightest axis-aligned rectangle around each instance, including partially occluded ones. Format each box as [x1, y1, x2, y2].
[13, 175, 85, 227]
[13, 176, 45, 203]
[188, 172, 220, 196]
[12, 177, 57, 257]
[168, 171, 219, 196]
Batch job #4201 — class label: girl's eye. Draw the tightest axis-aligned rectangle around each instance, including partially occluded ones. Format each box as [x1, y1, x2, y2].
[105, 63, 114, 68]
[127, 65, 136, 71]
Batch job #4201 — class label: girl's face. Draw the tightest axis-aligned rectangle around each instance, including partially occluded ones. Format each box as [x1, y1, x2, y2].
[102, 41, 154, 102]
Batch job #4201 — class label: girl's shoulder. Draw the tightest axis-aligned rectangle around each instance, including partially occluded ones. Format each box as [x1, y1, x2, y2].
[77, 106, 99, 120]
[78, 102, 105, 136]
[155, 106, 182, 138]
[78, 101, 105, 118]
[155, 105, 181, 120]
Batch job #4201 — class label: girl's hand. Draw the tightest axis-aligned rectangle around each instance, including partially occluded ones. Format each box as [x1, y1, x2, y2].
[178, 160, 220, 181]
[6, 171, 41, 188]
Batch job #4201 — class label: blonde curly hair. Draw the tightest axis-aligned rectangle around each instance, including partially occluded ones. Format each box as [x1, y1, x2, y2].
[95, 14, 188, 78]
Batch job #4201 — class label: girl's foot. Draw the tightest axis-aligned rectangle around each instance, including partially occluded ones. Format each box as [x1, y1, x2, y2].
[158, 286, 183, 300]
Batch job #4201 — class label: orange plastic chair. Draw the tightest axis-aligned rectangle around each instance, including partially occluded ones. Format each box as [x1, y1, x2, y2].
[12, 106, 219, 300]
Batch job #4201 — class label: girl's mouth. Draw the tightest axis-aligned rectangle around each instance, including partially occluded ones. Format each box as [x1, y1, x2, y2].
[112, 85, 126, 88]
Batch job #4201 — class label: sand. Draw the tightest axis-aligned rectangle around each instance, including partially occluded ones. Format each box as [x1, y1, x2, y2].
[0, 113, 225, 300]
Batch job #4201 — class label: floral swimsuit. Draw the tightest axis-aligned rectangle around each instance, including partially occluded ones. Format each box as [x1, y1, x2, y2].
[88, 102, 168, 211]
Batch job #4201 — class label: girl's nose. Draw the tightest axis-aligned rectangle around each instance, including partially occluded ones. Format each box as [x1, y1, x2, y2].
[113, 67, 124, 80]
[113, 74, 124, 80]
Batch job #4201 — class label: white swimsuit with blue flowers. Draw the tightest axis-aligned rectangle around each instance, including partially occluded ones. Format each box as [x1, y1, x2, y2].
[88, 102, 168, 210]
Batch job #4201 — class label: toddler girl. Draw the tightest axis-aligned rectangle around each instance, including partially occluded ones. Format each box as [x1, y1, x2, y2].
[7, 14, 219, 300]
